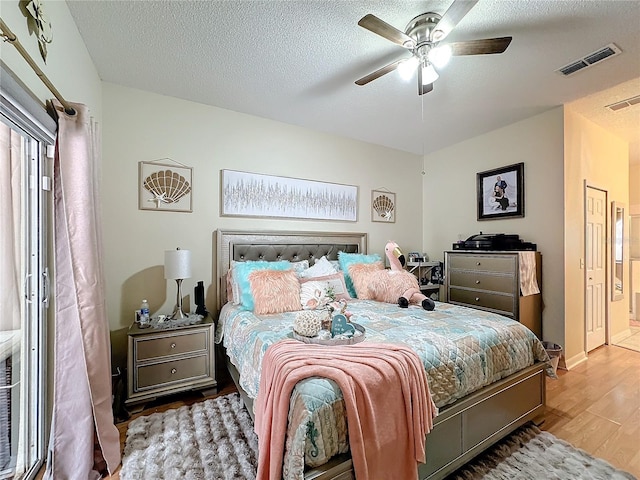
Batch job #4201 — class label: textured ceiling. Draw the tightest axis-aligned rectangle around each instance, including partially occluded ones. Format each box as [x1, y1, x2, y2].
[66, 0, 640, 161]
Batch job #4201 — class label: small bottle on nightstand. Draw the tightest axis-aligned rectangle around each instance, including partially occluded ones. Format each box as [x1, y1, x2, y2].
[139, 299, 150, 327]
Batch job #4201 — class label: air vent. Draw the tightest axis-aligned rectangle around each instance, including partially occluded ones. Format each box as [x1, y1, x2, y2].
[606, 94, 640, 112]
[556, 43, 622, 76]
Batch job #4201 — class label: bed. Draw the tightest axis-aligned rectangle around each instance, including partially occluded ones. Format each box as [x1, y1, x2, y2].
[214, 229, 550, 480]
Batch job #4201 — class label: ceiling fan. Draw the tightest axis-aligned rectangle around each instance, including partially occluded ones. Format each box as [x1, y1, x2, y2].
[355, 0, 512, 95]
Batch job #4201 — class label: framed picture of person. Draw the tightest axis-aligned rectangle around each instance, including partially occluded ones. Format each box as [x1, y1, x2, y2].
[476, 162, 524, 220]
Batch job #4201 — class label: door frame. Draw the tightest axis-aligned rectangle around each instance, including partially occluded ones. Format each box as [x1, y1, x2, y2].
[584, 181, 611, 354]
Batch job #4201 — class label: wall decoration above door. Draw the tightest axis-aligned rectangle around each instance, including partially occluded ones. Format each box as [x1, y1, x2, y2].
[221, 169, 358, 222]
[477, 162, 524, 220]
[138, 159, 193, 212]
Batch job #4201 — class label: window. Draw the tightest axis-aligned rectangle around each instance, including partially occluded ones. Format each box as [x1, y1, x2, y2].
[1, 68, 55, 480]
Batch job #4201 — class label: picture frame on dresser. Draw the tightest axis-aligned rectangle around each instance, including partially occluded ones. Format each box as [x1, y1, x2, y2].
[477, 162, 524, 220]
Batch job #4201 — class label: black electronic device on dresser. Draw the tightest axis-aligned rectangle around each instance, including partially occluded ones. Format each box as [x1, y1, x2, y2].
[453, 232, 536, 251]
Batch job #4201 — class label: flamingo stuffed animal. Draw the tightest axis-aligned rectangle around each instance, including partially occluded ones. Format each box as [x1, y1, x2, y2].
[367, 242, 435, 311]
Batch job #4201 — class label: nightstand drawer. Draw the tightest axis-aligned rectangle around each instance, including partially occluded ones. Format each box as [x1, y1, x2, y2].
[449, 287, 515, 316]
[449, 255, 515, 273]
[135, 330, 208, 361]
[448, 271, 515, 294]
[136, 355, 209, 390]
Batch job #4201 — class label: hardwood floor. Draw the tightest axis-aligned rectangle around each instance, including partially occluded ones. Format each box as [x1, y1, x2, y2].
[541, 344, 640, 477]
[41, 344, 639, 479]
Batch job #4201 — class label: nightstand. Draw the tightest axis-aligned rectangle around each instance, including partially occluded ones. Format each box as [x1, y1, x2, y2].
[406, 260, 441, 300]
[125, 316, 217, 411]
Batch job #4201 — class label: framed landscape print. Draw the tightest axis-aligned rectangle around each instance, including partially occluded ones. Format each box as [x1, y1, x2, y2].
[477, 162, 524, 220]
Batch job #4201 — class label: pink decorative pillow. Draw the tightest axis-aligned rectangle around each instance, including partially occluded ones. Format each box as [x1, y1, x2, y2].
[348, 261, 385, 299]
[248, 269, 301, 315]
[299, 272, 352, 301]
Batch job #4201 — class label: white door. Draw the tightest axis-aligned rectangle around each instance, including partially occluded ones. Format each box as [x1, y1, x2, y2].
[585, 186, 607, 351]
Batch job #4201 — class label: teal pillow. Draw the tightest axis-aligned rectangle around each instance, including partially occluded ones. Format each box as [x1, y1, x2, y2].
[338, 252, 382, 297]
[234, 260, 291, 310]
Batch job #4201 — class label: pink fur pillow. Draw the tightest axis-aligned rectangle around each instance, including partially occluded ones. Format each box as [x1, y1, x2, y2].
[348, 261, 385, 299]
[249, 269, 301, 315]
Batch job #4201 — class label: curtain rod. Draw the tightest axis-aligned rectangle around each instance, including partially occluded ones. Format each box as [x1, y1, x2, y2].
[0, 18, 76, 115]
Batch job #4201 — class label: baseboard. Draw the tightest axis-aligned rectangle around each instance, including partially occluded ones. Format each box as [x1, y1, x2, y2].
[611, 329, 632, 344]
[563, 351, 588, 370]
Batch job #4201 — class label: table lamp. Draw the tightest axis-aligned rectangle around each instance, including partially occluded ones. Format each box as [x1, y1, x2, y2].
[164, 247, 192, 319]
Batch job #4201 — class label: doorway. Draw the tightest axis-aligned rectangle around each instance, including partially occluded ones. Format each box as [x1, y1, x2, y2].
[585, 185, 608, 352]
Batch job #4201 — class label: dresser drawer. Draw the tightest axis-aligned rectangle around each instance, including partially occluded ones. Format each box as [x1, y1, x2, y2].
[135, 330, 208, 361]
[449, 287, 516, 316]
[448, 271, 515, 294]
[136, 354, 209, 390]
[449, 254, 515, 274]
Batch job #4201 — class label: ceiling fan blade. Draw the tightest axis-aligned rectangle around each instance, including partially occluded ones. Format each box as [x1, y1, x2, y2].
[355, 58, 406, 86]
[448, 37, 512, 55]
[431, 0, 479, 42]
[358, 14, 415, 49]
[417, 68, 434, 95]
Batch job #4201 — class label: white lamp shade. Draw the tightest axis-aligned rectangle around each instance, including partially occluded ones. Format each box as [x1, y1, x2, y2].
[421, 64, 439, 85]
[428, 45, 452, 69]
[398, 56, 419, 80]
[164, 249, 192, 279]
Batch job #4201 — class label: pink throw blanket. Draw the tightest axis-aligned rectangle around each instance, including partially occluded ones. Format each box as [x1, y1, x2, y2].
[254, 339, 437, 480]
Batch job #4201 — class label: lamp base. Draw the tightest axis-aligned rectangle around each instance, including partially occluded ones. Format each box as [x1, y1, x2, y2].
[168, 278, 188, 320]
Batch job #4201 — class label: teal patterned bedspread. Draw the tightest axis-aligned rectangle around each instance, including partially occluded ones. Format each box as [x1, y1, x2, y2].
[215, 300, 551, 478]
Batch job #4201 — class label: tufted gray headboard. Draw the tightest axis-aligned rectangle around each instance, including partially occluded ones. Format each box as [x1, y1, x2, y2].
[215, 229, 367, 312]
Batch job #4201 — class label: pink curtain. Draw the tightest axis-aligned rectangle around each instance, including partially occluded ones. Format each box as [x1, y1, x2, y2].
[45, 101, 120, 479]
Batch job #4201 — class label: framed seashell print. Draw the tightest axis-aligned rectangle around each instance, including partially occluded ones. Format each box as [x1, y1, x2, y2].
[371, 189, 396, 223]
[138, 159, 193, 212]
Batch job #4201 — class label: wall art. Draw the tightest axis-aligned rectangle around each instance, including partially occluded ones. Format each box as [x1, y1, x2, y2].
[221, 169, 358, 222]
[139, 159, 193, 212]
[477, 162, 524, 220]
[371, 189, 396, 223]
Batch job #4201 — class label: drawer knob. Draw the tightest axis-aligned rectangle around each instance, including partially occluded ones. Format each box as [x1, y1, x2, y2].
[170, 343, 176, 349]
[475, 280, 480, 284]
[475, 297, 480, 302]
[476, 262, 481, 266]
[171, 368, 177, 374]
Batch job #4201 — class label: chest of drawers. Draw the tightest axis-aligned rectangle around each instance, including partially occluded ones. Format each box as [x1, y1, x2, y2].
[445, 251, 542, 338]
[125, 317, 216, 409]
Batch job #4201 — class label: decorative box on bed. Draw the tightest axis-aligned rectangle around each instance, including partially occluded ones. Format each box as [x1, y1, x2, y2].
[215, 230, 550, 480]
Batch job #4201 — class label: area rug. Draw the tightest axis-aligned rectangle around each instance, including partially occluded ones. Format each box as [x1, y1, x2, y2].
[120, 393, 636, 480]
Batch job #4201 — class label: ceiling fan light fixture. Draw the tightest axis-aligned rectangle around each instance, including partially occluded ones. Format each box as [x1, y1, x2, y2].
[421, 63, 439, 85]
[398, 56, 419, 80]
[432, 29, 445, 42]
[428, 44, 452, 68]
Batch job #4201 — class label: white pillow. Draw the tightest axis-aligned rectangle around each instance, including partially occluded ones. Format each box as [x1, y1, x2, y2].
[228, 261, 241, 304]
[291, 260, 310, 277]
[300, 280, 332, 310]
[299, 256, 338, 279]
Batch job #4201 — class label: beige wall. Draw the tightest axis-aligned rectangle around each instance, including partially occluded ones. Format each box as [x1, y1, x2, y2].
[0, 1, 101, 118]
[631, 163, 640, 214]
[101, 82, 423, 359]
[564, 108, 630, 366]
[422, 108, 566, 347]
